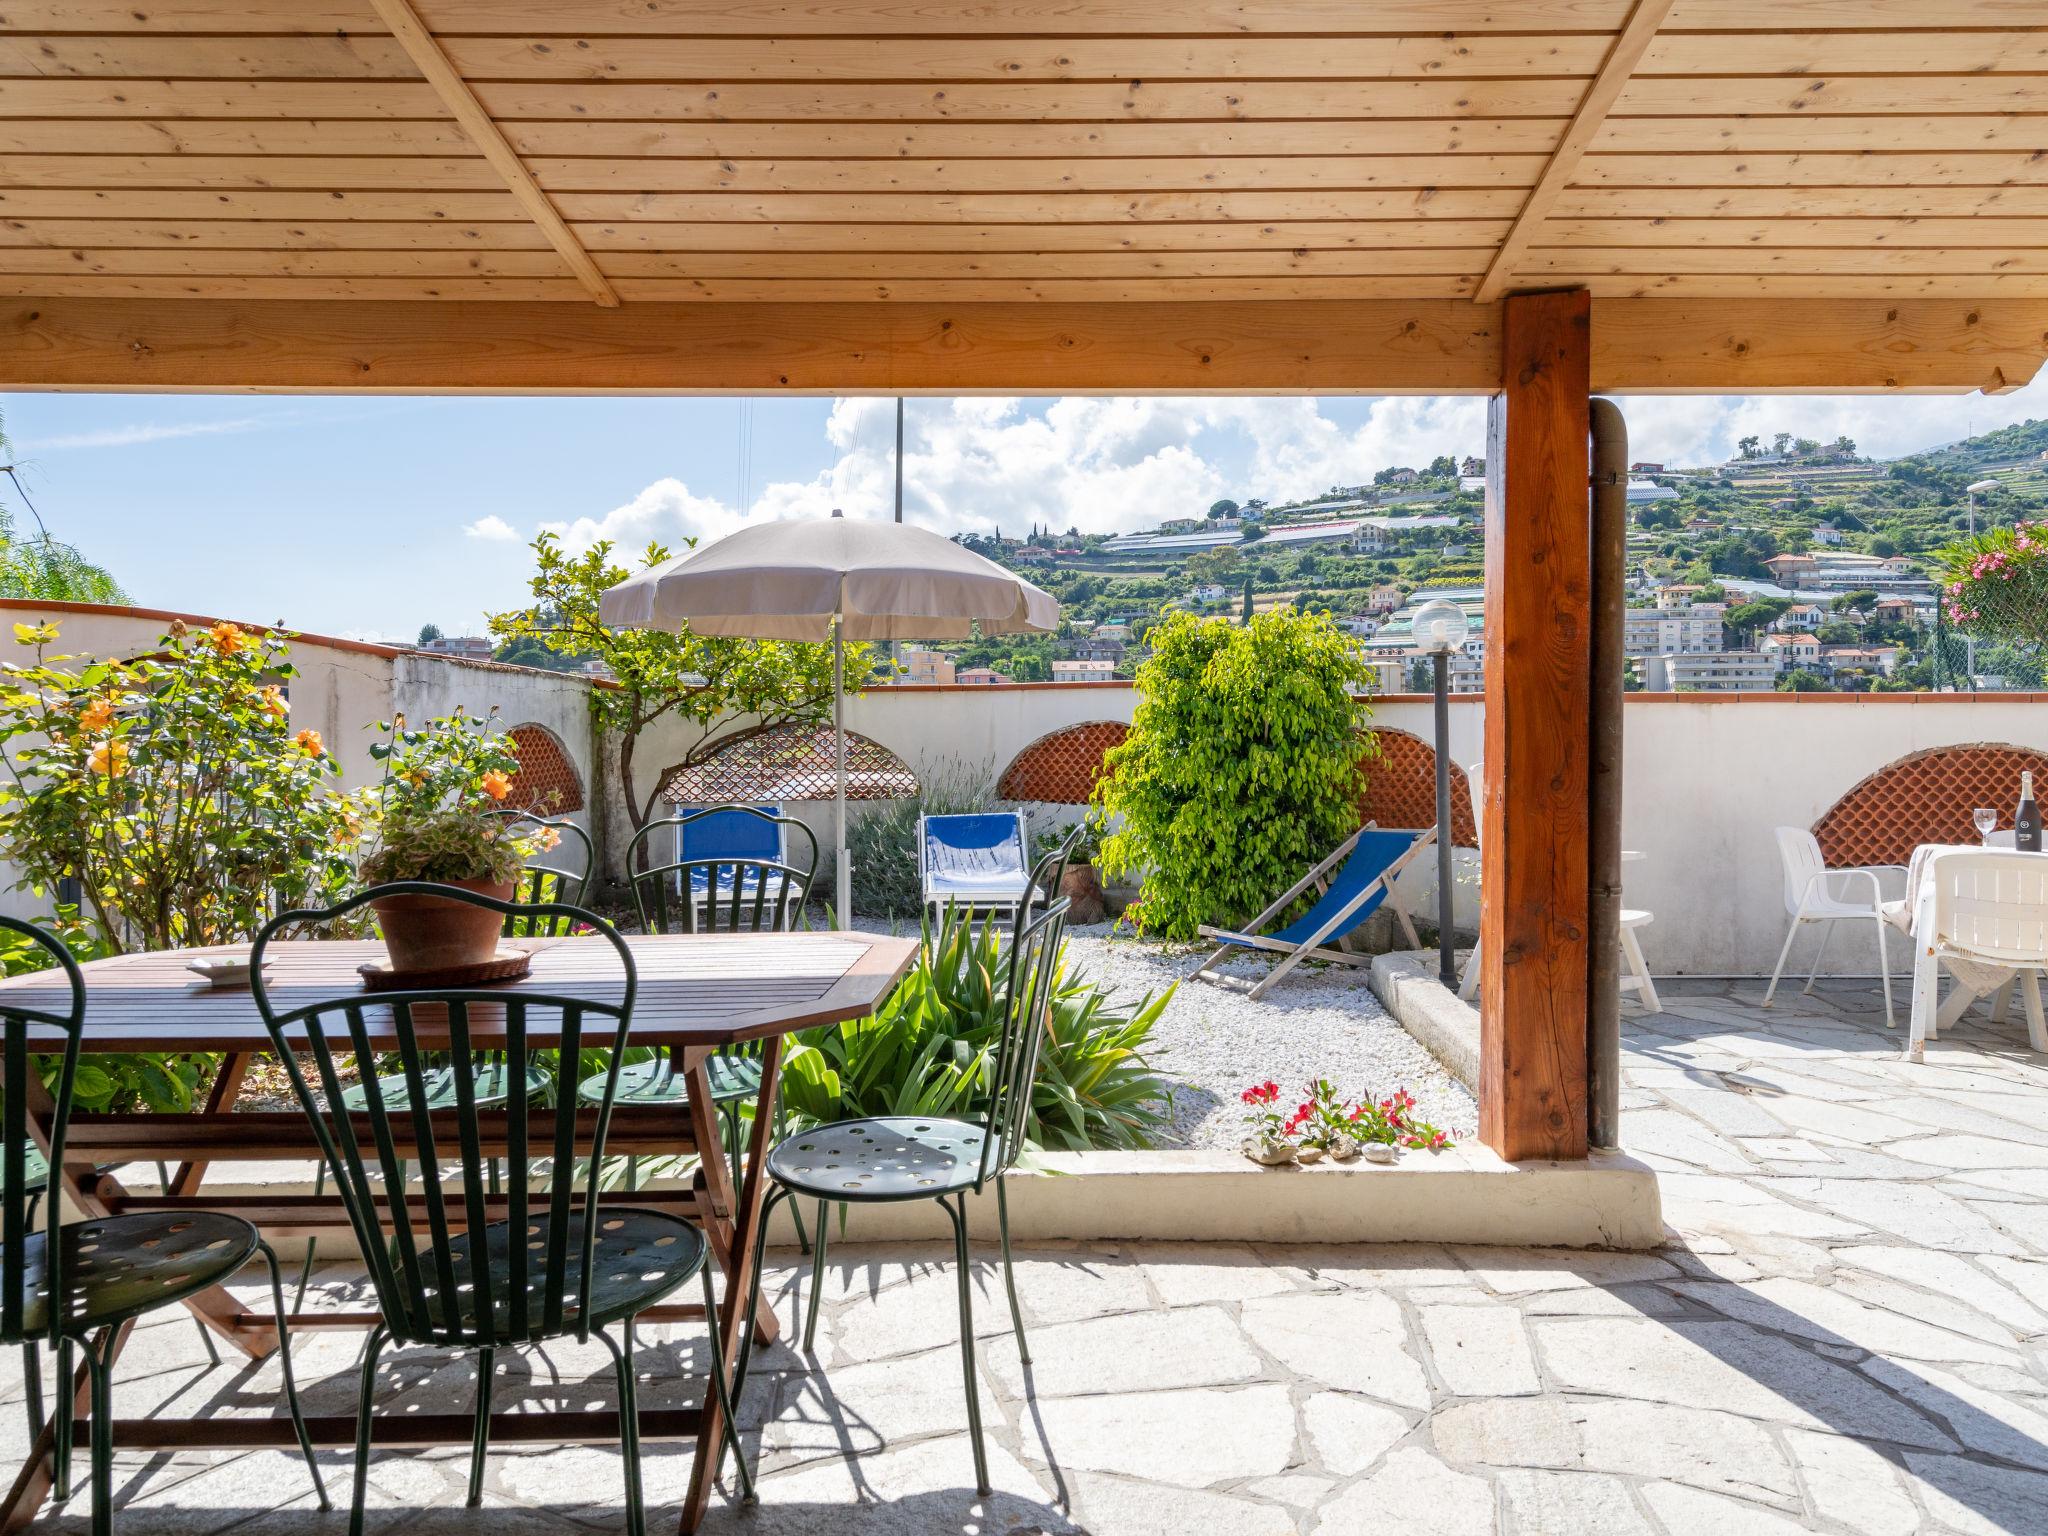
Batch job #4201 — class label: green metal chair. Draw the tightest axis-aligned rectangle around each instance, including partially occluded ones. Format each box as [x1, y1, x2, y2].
[250, 883, 751, 1536]
[0, 915, 326, 1535]
[581, 808, 817, 1193]
[736, 882, 1073, 1496]
[295, 821, 594, 1308]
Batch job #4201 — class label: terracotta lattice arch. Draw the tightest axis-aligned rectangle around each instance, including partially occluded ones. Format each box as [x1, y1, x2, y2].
[506, 723, 585, 815]
[657, 723, 917, 804]
[996, 721, 1129, 805]
[1357, 728, 1478, 849]
[1812, 742, 2048, 867]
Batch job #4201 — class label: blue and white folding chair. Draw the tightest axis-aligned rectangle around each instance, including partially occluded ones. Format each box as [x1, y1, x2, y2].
[920, 811, 1032, 920]
[672, 803, 787, 918]
[1189, 824, 1434, 1001]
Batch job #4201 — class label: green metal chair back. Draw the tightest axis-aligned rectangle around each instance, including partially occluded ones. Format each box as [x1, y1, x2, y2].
[973, 894, 1071, 1189]
[249, 883, 637, 1348]
[626, 807, 817, 935]
[1027, 824, 1081, 911]
[0, 916, 84, 1350]
[488, 812, 595, 939]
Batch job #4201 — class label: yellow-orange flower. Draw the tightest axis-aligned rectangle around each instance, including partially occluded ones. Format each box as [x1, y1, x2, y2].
[480, 770, 513, 801]
[257, 684, 287, 719]
[206, 621, 248, 656]
[77, 697, 114, 732]
[293, 728, 324, 757]
[401, 768, 429, 788]
[88, 740, 129, 778]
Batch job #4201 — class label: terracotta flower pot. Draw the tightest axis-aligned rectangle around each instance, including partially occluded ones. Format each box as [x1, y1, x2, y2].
[1060, 862, 1107, 924]
[371, 878, 515, 974]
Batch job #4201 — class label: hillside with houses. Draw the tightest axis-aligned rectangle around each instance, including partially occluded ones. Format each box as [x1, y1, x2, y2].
[890, 421, 2048, 694]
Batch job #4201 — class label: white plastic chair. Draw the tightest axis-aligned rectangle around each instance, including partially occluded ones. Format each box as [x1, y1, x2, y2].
[1762, 827, 1901, 1030]
[1907, 849, 2048, 1060]
[1620, 909, 1661, 1014]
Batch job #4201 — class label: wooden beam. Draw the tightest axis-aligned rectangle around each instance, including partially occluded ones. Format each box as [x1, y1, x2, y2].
[0, 297, 2041, 395]
[1480, 288, 1592, 1163]
[363, 0, 617, 308]
[1476, 0, 1678, 303]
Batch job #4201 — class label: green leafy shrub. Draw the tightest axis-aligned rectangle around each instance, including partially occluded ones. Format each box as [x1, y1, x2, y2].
[1093, 610, 1375, 940]
[843, 756, 996, 918]
[777, 907, 1173, 1151]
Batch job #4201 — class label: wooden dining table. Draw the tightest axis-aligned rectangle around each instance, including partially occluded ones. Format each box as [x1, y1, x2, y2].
[0, 928, 918, 1535]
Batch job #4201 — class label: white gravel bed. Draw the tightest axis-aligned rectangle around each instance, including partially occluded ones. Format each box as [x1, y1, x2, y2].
[1061, 926, 1478, 1149]
[851, 915, 1477, 1151]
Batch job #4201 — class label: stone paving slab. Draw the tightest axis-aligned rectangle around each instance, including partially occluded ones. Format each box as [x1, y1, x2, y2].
[7, 980, 2048, 1534]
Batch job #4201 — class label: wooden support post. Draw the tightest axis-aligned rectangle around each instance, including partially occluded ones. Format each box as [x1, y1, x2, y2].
[1480, 288, 1593, 1163]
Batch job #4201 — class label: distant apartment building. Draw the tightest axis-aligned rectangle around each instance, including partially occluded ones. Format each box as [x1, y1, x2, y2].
[1336, 614, 1380, 638]
[1811, 522, 1846, 546]
[1367, 584, 1405, 615]
[418, 635, 495, 662]
[1188, 583, 1233, 606]
[1760, 632, 1822, 672]
[1775, 603, 1827, 632]
[1762, 551, 1928, 596]
[1071, 638, 1125, 664]
[1644, 651, 1778, 692]
[955, 667, 1009, 686]
[1052, 659, 1116, 683]
[895, 648, 956, 685]
[1872, 596, 1920, 625]
[1460, 456, 1485, 477]
[1820, 644, 1901, 679]
[1623, 605, 1724, 657]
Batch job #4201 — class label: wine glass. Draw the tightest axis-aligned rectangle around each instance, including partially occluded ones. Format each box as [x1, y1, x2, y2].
[1973, 808, 1998, 845]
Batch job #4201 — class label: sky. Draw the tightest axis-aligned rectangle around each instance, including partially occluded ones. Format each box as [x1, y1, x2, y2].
[2, 378, 2043, 644]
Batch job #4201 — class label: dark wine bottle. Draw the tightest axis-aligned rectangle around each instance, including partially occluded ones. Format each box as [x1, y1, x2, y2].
[2018, 770, 2042, 854]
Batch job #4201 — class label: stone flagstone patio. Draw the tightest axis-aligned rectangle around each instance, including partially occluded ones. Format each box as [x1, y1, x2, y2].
[6, 977, 2047, 1534]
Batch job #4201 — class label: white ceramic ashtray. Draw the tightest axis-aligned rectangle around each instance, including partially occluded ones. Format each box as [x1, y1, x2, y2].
[186, 957, 265, 987]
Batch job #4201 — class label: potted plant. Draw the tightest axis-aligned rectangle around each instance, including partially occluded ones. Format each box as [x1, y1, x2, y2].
[356, 709, 543, 972]
[1036, 811, 1108, 923]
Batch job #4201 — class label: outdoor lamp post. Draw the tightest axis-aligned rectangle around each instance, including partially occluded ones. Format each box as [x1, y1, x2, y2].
[1966, 479, 2000, 692]
[1411, 597, 1469, 989]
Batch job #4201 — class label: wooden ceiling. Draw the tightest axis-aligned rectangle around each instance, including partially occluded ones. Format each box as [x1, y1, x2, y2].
[1, 0, 2044, 308]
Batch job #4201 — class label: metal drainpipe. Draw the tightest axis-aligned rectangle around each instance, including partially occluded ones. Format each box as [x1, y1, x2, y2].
[1588, 398, 1628, 1151]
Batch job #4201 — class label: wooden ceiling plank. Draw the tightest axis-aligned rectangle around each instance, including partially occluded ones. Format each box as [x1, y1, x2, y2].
[0, 190, 525, 219]
[1563, 273, 2048, 297]
[0, 34, 417, 79]
[1547, 216, 2048, 247]
[1, 295, 2041, 396]
[0, 155, 499, 189]
[0, 78, 1593, 120]
[1598, 115, 2048, 153]
[365, 0, 615, 306]
[0, 118, 1571, 158]
[1527, 248, 2048, 274]
[1478, 0, 1679, 302]
[0, 218, 1515, 253]
[11, 0, 2036, 35]
[1643, 29, 2048, 74]
[1559, 186, 2048, 217]
[523, 155, 1548, 194]
[0, 248, 1499, 280]
[1577, 153, 2048, 189]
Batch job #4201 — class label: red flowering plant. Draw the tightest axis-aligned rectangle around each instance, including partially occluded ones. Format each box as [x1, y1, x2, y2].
[1239, 1079, 1286, 1141]
[1350, 1085, 1453, 1151]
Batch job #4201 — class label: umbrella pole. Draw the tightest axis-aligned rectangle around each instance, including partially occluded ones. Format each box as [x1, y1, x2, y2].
[834, 617, 850, 924]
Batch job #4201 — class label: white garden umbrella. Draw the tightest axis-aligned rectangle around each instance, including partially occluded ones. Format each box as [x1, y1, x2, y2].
[598, 512, 1058, 919]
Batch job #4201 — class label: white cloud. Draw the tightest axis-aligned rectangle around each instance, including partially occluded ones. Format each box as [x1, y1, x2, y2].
[549, 375, 2048, 564]
[539, 476, 747, 556]
[29, 417, 265, 451]
[463, 514, 520, 542]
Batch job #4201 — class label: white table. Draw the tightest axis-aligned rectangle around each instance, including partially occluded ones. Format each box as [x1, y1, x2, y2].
[1891, 843, 2048, 1058]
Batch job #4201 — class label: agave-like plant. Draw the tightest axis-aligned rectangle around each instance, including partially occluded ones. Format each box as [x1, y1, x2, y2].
[778, 906, 1174, 1151]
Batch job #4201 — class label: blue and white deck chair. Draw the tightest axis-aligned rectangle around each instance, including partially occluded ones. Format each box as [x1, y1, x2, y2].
[1190, 824, 1434, 1001]
[920, 810, 1032, 920]
[672, 803, 787, 915]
